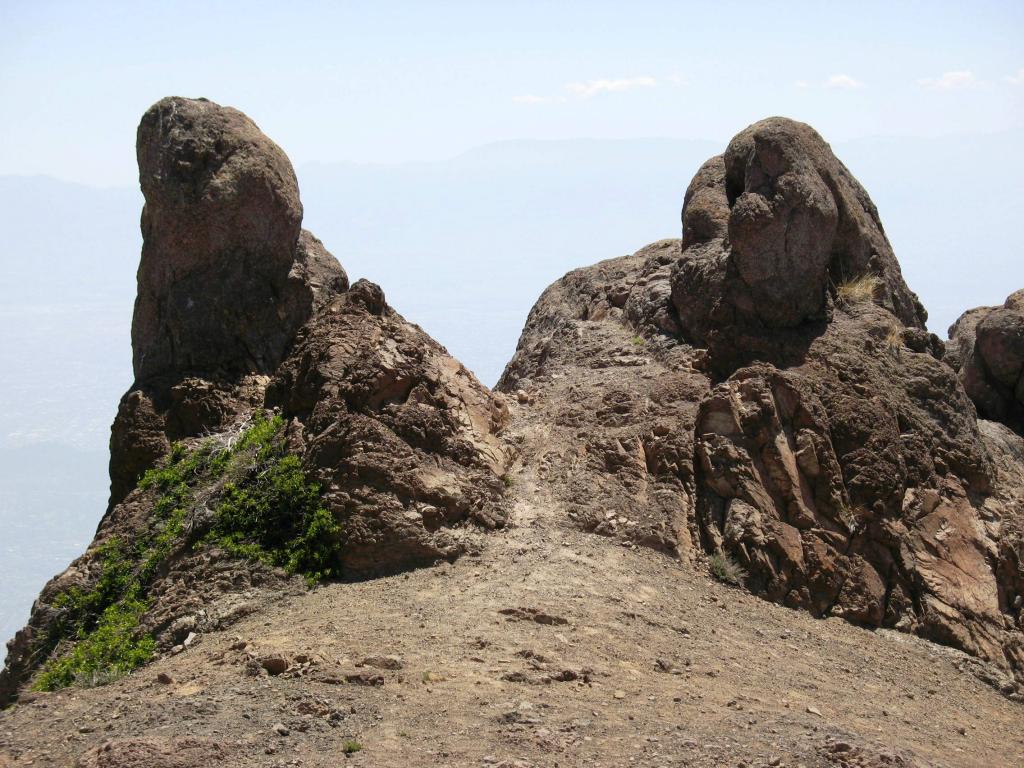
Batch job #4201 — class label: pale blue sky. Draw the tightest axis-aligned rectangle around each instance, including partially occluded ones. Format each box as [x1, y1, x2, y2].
[2, 0, 1023, 186]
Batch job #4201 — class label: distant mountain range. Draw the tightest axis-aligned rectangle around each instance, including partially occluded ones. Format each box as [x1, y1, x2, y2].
[1, 130, 1021, 644]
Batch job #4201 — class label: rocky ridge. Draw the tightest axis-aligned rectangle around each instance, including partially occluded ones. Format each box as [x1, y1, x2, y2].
[500, 117, 1024, 689]
[1, 103, 1022, 766]
[0, 97, 510, 706]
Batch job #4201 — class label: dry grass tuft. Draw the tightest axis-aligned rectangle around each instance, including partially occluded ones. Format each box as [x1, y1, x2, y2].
[836, 274, 881, 306]
[709, 552, 747, 586]
[884, 321, 904, 356]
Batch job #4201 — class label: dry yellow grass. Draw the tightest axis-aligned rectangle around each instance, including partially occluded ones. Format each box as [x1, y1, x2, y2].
[836, 273, 881, 306]
[885, 320, 904, 356]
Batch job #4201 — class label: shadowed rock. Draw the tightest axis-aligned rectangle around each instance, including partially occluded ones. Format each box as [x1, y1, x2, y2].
[947, 290, 1024, 432]
[133, 97, 346, 381]
[109, 97, 349, 507]
[672, 118, 927, 371]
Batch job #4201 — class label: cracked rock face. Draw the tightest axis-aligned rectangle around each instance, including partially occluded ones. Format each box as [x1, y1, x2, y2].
[502, 117, 1024, 687]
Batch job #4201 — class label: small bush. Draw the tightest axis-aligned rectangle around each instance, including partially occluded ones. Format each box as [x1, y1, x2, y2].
[34, 412, 339, 690]
[35, 537, 155, 691]
[836, 274, 881, 306]
[709, 551, 747, 586]
[343, 740, 363, 754]
[203, 415, 341, 584]
[35, 596, 154, 691]
[630, 335, 646, 346]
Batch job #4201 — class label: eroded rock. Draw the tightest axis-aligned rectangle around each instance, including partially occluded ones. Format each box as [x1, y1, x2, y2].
[501, 117, 1024, 688]
[947, 290, 1024, 432]
[0, 97, 510, 705]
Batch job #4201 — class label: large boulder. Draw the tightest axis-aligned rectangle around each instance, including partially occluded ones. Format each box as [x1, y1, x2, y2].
[109, 97, 349, 507]
[947, 290, 1024, 432]
[133, 97, 343, 381]
[672, 118, 926, 371]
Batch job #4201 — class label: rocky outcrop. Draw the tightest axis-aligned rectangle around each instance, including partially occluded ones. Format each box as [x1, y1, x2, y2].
[132, 98, 341, 381]
[947, 290, 1024, 433]
[498, 241, 709, 557]
[672, 118, 926, 375]
[266, 277, 510, 576]
[0, 97, 510, 705]
[110, 98, 350, 507]
[5, 106, 1023, 711]
[501, 117, 1024, 690]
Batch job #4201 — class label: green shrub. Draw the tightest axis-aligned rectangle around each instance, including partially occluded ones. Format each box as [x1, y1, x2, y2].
[35, 595, 154, 691]
[709, 551, 747, 586]
[203, 416, 341, 584]
[343, 740, 363, 755]
[34, 412, 339, 690]
[35, 537, 154, 691]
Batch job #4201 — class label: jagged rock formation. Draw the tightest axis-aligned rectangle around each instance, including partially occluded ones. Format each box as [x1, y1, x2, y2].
[3, 105, 1023, 748]
[123, 97, 510, 574]
[0, 98, 510, 705]
[501, 117, 1024, 690]
[947, 290, 1024, 433]
[110, 97, 349, 507]
[672, 119, 927, 374]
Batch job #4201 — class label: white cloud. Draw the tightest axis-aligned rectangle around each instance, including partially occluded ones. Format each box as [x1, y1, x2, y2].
[794, 80, 810, 89]
[1004, 68, 1024, 85]
[825, 74, 865, 90]
[666, 73, 687, 87]
[564, 76, 657, 98]
[918, 70, 977, 90]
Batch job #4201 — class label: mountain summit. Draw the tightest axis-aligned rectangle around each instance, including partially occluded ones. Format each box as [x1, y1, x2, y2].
[2, 100, 1022, 767]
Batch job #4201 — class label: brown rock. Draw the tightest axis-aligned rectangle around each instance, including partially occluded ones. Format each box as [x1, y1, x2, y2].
[359, 654, 405, 670]
[500, 116, 1024, 689]
[672, 117, 926, 374]
[947, 291, 1024, 432]
[259, 654, 291, 676]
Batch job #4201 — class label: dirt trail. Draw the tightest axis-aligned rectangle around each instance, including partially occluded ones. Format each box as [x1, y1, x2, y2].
[2, 444, 1022, 767]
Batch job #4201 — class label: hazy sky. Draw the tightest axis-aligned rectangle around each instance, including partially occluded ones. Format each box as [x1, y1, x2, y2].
[2, 1, 1023, 186]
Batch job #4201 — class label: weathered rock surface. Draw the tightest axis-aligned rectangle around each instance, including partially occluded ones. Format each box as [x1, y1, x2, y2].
[501, 117, 1024, 689]
[672, 117, 927, 374]
[947, 290, 1024, 433]
[266, 277, 510, 577]
[0, 97, 509, 704]
[498, 240, 708, 558]
[111, 98, 349, 507]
